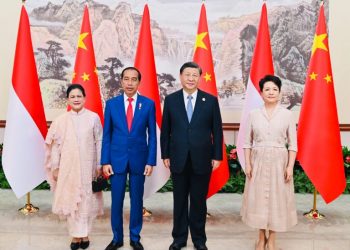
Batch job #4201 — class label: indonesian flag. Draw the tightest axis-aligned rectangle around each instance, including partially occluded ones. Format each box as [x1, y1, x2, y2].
[72, 5, 104, 125]
[193, 4, 229, 198]
[236, 3, 274, 170]
[134, 4, 170, 199]
[2, 6, 48, 198]
[297, 4, 346, 203]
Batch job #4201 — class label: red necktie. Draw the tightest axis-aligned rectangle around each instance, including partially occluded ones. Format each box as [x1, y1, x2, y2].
[126, 97, 134, 131]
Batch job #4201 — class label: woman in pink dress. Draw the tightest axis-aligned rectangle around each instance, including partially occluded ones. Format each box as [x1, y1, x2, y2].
[45, 84, 103, 250]
[240, 75, 297, 250]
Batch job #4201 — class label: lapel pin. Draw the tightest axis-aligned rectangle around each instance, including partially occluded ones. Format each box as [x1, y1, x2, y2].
[139, 103, 142, 110]
[202, 97, 206, 101]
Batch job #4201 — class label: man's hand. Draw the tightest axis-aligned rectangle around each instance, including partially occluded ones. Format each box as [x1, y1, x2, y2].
[163, 159, 170, 169]
[211, 160, 221, 170]
[102, 164, 114, 177]
[144, 165, 153, 176]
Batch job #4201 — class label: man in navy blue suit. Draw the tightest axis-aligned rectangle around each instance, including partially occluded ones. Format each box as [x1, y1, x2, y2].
[101, 67, 156, 250]
[161, 62, 223, 250]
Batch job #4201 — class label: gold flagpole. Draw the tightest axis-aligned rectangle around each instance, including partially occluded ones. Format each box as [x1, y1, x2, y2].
[15, 0, 39, 216]
[303, 0, 325, 221]
[19, 192, 39, 215]
[303, 187, 325, 219]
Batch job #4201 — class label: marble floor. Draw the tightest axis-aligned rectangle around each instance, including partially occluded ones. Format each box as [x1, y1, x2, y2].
[0, 190, 349, 250]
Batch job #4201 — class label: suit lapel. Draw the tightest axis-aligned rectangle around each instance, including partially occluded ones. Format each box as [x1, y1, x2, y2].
[116, 95, 128, 133]
[132, 94, 142, 131]
[177, 90, 189, 124]
[190, 90, 205, 125]
[261, 104, 280, 121]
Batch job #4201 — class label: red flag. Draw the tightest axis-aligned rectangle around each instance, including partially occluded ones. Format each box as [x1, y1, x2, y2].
[2, 6, 48, 198]
[297, 4, 346, 203]
[72, 6, 103, 125]
[134, 4, 170, 199]
[237, 3, 274, 170]
[193, 4, 229, 198]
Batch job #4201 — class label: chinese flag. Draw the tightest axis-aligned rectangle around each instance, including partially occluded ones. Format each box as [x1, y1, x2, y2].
[237, 3, 274, 170]
[72, 6, 103, 125]
[134, 4, 170, 199]
[193, 4, 229, 198]
[297, 4, 346, 203]
[3, 6, 48, 198]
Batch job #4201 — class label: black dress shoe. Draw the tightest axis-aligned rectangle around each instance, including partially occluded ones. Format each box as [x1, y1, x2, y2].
[194, 244, 208, 250]
[130, 240, 144, 250]
[105, 240, 124, 250]
[169, 242, 187, 250]
[70, 242, 80, 250]
[80, 240, 90, 249]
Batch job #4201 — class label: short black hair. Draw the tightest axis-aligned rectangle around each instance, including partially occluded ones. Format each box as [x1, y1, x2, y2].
[66, 83, 86, 98]
[259, 75, 282, 92]
[180, 61, 202, 75]
[121, 67, 142, 81]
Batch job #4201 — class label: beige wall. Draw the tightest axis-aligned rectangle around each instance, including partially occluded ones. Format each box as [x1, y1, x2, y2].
[330, 1, 350, 124]
[0, 1, 349, 123]
[0, 2, 21, 121]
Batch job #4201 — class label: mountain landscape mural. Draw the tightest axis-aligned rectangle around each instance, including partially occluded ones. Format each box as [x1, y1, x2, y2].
[27, 0, 326, 119]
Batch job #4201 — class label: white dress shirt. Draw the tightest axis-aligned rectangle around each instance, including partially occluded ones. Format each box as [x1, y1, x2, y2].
[123, 93, 138, 114]
[183, 89, 198, 110]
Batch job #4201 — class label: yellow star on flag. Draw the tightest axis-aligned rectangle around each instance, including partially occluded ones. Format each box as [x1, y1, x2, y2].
[194, 32, 208, 51]
[78, 32, 89, 50]
[203, 72, 211, 82]
[94, 67, 98, 75]
[324, 74, 332, 84]
[81, 72, 90, 81]
[71, 72, 76, 80]
[311, 33, 328, 56]
[309, 72, 317, 80]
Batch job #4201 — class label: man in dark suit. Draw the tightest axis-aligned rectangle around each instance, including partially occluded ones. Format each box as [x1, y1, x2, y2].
[101, 67, 156, 250]
[161, 62, 223, 250]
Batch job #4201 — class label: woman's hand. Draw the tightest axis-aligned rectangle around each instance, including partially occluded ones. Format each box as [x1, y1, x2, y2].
[96, 168, 102, 177]
[284, 166, 293, 183]
[245, 164, 252, 180]
[52, 169, 59, 181]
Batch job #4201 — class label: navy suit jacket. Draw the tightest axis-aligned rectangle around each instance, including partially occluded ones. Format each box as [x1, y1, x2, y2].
[101, 94, 156, 174]
[160, 89, 223, 174]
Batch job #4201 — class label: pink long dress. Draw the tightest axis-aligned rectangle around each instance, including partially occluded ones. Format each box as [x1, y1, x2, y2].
[240, 105, 298, 232]
[45, 108, 103, 237]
